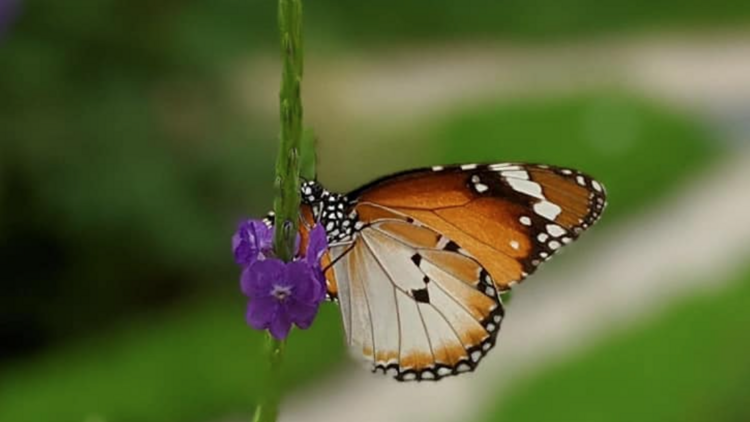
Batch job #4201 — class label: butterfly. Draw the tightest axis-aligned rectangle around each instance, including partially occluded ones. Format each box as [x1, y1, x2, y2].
[275, 162, 606, 381]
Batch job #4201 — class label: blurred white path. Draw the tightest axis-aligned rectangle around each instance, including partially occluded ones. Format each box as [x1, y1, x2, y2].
[241, 32, 750, 139]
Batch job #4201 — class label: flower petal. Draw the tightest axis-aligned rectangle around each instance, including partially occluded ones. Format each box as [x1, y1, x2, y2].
[306, 224, 329, 266]
[269, 306, 293, 340]
[286, 261, 324, 304]
[233, 220, 274, 266]
[246, 297, 278, 330]
[286, 297, 320, 330]
[241, 259, 286, 298]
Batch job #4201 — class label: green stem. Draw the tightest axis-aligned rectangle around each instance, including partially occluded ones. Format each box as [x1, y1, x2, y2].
[252, 337, 286, 422]
[254, 0, 304, 421]
[273, 0, 304, 262]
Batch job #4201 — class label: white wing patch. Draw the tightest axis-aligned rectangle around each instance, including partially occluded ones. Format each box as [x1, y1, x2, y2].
[329, 219, 504, 381]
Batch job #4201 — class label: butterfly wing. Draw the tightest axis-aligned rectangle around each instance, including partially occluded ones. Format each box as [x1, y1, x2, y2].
[349, 163, 607, 290]
[274, 162, 605, 381]
[328, 204, 504, 381]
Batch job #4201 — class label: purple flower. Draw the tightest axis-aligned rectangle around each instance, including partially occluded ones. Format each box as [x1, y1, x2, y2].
[0, 0, 20, 39]
[232, 220, 274, 266]
[234, 221, 328, 340]
[305, 223, 329, 282]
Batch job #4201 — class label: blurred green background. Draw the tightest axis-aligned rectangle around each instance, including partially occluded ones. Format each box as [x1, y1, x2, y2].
[1, 1, 748, 421]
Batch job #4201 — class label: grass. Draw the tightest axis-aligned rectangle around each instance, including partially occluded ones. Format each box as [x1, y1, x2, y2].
[0, 299, 345, 422]
[480, 267, 750, 422]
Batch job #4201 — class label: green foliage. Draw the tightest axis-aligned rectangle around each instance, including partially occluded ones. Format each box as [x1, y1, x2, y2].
[480, 269, 750, 422]
[306, 0, 750, 44]
[433, 93, 719, 220]
[0, 0, 279, 348]
[0, 299, 345, 422]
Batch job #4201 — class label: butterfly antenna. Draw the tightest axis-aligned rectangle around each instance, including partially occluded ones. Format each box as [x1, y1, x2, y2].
[322, 243, 356, 273]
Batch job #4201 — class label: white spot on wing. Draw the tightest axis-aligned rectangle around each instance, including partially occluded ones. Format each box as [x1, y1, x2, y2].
[432, 166, 445, 171]
[438, 367, 452, 377]
[475, 183, 489, 193]
[461, 164, 478, 170]
[546, 224, 566, 237]
[510, 240, 520, 250]
[506, 178, 544, 199]
[534, 201, 562, 220]
[488, 163, 518, 171]
[592, 180, 603, 192]
[520, 216, 532, 226]
[501, 170, 530, 180]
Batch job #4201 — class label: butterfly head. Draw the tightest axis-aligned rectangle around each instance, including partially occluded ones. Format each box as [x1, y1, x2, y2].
[301, 180, 326, 205]
[301, 180, 357, 243]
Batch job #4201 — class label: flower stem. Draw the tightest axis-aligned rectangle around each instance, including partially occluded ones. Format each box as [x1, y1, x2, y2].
[252, 336, 286, 422]
[273, 0, 304, 263]
[254, 0, 304, 421]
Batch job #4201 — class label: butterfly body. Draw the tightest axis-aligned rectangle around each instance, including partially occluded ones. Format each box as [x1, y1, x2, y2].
[293, 163, 606, 381]
[301, 183, 357, 244]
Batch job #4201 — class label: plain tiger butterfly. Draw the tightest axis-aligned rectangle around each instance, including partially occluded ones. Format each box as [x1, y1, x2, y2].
[270, 162, 607, 381]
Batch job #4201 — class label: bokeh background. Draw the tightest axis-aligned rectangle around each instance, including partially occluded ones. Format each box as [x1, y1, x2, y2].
[2, 1, 750, 421]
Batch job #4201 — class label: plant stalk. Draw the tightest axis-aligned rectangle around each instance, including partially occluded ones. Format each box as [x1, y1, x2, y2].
[254, 0, 304, 421]
[273, 0, 304, 263]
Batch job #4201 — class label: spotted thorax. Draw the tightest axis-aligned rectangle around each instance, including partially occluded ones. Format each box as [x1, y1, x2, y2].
[301, 180, 358, 244]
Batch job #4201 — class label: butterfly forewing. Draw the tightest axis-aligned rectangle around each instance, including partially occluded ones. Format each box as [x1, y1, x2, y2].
[351, 163, 607, 290]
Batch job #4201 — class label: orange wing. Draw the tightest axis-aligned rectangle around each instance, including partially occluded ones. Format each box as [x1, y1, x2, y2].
[351, 163, 607, 291]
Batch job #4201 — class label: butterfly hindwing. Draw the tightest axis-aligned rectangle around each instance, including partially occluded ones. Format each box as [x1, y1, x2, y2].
[329, 205, 504, 381]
